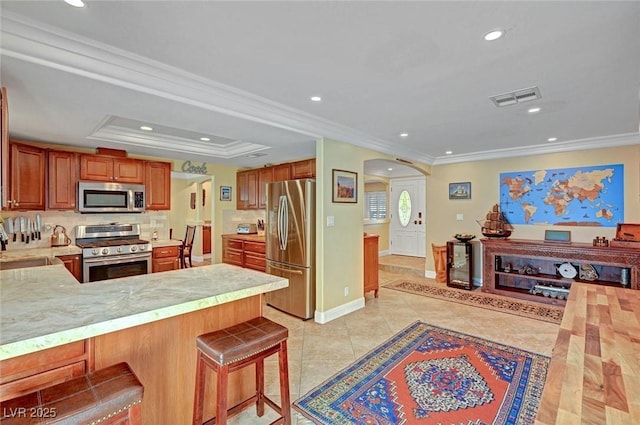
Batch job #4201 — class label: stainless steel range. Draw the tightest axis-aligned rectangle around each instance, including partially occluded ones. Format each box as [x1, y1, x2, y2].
[76, 223, 151, 283]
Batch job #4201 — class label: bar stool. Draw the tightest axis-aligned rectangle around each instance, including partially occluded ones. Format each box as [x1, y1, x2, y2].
[1, 362, 143, 425]
[193, 317, 291, 425]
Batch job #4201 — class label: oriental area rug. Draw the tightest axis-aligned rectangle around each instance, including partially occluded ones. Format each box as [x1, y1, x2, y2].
[385, 280, 564, 325]
[294, 321, 550, 425]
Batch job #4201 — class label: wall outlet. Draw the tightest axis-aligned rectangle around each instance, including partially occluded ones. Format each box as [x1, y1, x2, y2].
[344, 286, 349, 297]
[44, 223, 53, 232]
[150, 219, 157, 228]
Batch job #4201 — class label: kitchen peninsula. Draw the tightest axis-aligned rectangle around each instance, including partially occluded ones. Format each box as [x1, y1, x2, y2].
[0, 262, 288, 424]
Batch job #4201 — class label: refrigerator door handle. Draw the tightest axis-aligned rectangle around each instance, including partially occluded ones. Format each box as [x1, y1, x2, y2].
[268, 263, 304, 275]
[278, 195, 288, 251]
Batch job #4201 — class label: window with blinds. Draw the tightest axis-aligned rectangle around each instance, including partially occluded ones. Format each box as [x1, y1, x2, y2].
[365, 190, 387, 220]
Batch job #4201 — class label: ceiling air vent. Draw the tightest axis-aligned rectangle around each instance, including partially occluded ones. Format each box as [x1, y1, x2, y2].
[490, 86, 541, 107]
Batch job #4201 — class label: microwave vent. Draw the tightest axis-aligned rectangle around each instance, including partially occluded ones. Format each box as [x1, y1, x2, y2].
[490, 86, 541, 107]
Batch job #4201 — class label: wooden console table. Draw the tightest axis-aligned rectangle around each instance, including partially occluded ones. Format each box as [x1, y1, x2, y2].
[481, 239, 639, 306]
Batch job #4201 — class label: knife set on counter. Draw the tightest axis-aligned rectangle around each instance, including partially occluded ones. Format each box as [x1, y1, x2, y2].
[0, 214, 43, 250]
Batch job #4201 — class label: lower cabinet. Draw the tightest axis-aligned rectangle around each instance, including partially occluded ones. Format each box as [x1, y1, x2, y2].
[222, 236, 266, 272]
[0, 340, 94, 402]
[56, 254, 82, 282]
[152, 245, 180, 272]
[364, 235, 379, 297]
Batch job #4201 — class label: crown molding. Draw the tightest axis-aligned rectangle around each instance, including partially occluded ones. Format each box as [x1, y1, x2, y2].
[0, 11, 434, 164]
[432, 132, 640, 165]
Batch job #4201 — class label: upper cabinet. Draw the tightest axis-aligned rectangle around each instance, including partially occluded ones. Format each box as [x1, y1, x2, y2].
[236, 158, 315, 210]
[80, 154, 144, 183]
[8, 141, 46, 210]
[236, 169, 258, 210]
[290, 159, 315, 179]
[145, 161, 172, 210]
[48, 150, 78, 210]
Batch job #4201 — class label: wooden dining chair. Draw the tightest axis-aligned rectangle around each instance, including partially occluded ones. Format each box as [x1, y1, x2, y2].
[180, 225, 197, 268]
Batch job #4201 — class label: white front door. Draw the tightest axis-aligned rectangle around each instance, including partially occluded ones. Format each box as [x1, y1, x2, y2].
[390, 177, 426, 257]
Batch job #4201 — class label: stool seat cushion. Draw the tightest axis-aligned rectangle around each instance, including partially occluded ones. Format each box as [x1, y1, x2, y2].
[2, 362, 143, 425]
[197, 317, 288, 366]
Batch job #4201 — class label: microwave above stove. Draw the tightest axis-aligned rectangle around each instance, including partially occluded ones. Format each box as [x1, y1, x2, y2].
[78, 181, 146, 213]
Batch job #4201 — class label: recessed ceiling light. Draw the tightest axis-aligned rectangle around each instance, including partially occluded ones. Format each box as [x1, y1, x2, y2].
[547, 137, 558, 142]
[310, 96, 322, 102]
[387, 168, 393, 171]
[484, 29, 504, 41]
[399, 133, 409, 138]
[445, 151, 453, 155]
[200, 137, 210, 141]
[140, 126, 153, 131]
[528, 107, 541, 113]
[64, 0, 85, 7]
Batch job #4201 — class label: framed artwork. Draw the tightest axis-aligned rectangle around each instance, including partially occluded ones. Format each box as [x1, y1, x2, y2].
[220, 186, 232, 201]
[332, 169, 357, 203]
[449, 182, 471, 200]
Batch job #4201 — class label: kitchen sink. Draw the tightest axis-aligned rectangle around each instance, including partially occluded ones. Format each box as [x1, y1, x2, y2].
[0, 256, 62, 271]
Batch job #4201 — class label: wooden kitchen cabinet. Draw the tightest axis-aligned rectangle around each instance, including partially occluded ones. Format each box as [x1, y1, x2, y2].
[364, 235, 379, 297]
[56, 254, 82, 282]
[8, 141, 46, 210]
[272, 163, 290, 181]
[222, 235, 265, 271]
[145, 161, 172, 210]
[0, 340, 93, 402]
[152, 245, 180, 272]
[258, 167, 274, 209]
[48, 150, 78, 210]
[236, 169, 258, 210]
[80, 154, 144, 183]
[202, 225, 211, 255]
[290, 158, 315, 179]
[243, 240, 266, 272]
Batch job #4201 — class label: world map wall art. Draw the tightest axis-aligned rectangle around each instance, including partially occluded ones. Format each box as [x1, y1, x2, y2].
[500, 164, 624, 227]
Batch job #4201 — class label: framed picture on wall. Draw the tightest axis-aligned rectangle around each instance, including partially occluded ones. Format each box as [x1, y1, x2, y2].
[220, 186, 232, 201]
[332, 169, 358, 203]
[449, 182, 471, 200]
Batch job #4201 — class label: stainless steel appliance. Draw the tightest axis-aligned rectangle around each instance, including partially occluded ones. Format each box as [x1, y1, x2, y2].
[265, 179, 315, 319]
[78, 181, 146, 213]
[76, 223, 151, 283]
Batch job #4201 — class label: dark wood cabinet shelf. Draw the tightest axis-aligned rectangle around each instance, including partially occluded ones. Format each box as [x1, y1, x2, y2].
[447, 240, 473, 290]
[482, 238, 639, 306]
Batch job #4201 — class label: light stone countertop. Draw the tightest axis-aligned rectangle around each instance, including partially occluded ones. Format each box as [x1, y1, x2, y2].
[0, 263, 288, 361]
[0, 245, 82, 262]
[150, 239, 183, 248]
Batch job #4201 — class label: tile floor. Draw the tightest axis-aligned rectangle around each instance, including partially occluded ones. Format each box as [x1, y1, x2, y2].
[195, 256, 560, 424]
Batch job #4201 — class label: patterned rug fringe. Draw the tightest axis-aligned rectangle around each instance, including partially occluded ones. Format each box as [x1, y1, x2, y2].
[385, 280, 563, 324]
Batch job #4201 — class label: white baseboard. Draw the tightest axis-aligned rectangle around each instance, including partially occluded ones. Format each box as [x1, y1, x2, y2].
[379, 249, 390, 256]
[425, 270, 436, 279]
[314, 297, 365, 324]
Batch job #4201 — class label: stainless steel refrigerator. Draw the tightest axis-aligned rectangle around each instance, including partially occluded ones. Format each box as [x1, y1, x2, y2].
[265, 179, 315, 319]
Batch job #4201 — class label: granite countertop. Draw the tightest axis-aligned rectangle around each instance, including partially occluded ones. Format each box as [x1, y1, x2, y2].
[222, 233, 266, 242]
[0, 245, 82, 262]
[0, 263, 288, 361]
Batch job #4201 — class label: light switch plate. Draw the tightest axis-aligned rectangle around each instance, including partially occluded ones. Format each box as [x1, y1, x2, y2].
[327, 216, 335, 227]
[456, 214, 464, 221]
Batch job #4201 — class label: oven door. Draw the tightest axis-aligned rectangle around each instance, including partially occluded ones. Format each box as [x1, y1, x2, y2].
[83, 252, 152, 283]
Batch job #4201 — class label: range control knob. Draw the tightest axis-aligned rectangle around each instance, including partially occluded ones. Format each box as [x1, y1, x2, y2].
[101, 248, 109, 255]
[92, 249, 99, 255]
[138, 245, 146, 251]
[130, 245, 138, 252]
[116, 247, 123, 253]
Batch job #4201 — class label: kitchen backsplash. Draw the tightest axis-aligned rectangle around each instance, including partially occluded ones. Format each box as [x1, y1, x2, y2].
[0, 211, 168, 251]
[222, 209, 265, 234]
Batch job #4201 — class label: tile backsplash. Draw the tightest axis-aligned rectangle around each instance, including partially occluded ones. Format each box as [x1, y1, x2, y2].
[222, 209, 265, 234]
[0, 210, 168, 251]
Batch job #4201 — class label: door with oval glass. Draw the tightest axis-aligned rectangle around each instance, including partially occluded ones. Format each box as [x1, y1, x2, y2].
[390, 177, 426, 257]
